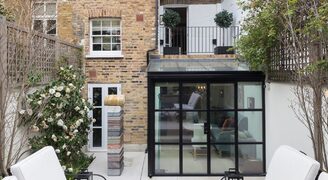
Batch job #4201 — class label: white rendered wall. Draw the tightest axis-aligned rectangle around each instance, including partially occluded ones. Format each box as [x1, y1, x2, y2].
[265, 82, 314, 169]
[221, 0, 244, 26]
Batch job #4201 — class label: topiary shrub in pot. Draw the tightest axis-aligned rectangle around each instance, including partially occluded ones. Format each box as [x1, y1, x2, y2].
[214, 10, 235, 54]
[162, 9, 181, 55]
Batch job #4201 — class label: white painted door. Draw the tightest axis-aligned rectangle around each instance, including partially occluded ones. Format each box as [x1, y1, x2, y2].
[88, 84, 122, 151]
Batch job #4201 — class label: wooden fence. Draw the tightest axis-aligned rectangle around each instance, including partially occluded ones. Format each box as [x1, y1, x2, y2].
[268, 32, 327, 82]
[0, 15, 82, 85]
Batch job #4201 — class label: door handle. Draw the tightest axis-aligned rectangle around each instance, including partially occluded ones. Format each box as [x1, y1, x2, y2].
[204, 122, 208, 134]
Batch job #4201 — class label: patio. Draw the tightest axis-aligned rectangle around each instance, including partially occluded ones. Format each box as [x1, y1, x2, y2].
[89, 151, 265, 180]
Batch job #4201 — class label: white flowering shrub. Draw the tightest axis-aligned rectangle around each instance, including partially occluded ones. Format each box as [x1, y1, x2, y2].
[23, 66, 94, 177]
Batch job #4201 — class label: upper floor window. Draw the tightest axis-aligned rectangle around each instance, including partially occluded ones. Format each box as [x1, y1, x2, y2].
[33, 1, 57, 35]
[89, 19, 122, 58]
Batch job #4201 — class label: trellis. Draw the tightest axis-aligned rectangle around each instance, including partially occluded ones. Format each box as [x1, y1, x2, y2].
[0, 15, 81, 85]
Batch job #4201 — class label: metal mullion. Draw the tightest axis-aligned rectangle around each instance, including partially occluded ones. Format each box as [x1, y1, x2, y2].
[237, 109, 263, 111]
[234, 82, 239, 173]
[207, 82, 211, 175]
[262, 81, 267, 174]
[179, 82, 183, 175]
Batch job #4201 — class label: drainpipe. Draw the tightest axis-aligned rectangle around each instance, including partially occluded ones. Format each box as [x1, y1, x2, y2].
[146, 0, 159, 65]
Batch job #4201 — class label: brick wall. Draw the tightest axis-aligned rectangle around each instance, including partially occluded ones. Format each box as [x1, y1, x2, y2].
[57, 0, 156, 144]
[160, 0, 221, 5]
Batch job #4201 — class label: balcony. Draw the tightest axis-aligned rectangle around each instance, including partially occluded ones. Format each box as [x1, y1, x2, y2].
[158, 25, 239, 56]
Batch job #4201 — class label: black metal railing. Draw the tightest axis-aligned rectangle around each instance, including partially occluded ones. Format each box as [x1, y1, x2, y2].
[158, 26, 240, 55]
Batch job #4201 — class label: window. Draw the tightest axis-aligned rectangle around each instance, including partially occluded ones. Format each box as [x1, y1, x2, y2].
[89, 19, 123, 58]
[88, 84, 122, 151]
[32, 1, 57, 35]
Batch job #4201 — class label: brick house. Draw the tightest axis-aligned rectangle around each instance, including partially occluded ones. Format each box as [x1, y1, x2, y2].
[31, 0, 267, 177]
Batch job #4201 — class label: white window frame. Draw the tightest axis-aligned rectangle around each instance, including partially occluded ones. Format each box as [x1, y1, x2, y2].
[87, 84, 122, 151]
[32, 1, 57, 35]
[87, 18, 123, 58]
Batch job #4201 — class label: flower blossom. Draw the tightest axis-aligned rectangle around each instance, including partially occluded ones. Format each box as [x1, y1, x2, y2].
[55, 92, 61, 98]
[57, 119, 64, 127]
[49, 89, 55, 95]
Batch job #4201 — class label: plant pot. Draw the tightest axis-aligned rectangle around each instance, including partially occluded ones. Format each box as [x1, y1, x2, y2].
[163, 47, 180, 55]
[214, 46, 234, 54]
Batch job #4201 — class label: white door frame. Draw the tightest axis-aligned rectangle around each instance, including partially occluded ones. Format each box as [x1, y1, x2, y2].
[87, 83, 122, 151]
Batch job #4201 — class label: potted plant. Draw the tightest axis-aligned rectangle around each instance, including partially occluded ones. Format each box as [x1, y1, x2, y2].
[162, 9, 181, 55]
[214, 10, 235, 54]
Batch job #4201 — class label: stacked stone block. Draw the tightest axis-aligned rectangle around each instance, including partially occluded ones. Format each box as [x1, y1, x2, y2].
[108, 110, 124, 176]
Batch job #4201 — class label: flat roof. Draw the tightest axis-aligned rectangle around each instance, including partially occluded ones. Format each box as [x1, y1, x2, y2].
[147, 59, 250, 73]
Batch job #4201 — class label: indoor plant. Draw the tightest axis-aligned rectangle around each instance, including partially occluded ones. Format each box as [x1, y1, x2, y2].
[162, 9, 181, 55]
[214, 10, 234, 54]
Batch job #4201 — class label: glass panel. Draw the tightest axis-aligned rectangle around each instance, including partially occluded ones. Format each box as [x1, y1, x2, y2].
[45, 3, 56, 16]
[92, 28, 101, 35]
[210, 84, 234, 110]
[102, 20, 111, 27]
[93, 44, 101, 51]
[102, 28, 111, 35]
[103, 37, 111, 43]
[92, 129, 102, 147]
[238, 112, 262, 142]
[112, 36, 121, 43]
[108, 87, 118, 95]
[46, 20, 56, 34]
[112, 44, 121, 51]
[33, 20, 43, 32]
[183, 145, 207, 174]
[239, 144, 263, 174]
[93, 37, 102, 43]
[211, 145, 235, 173]
[210, 111, 235, 143]
[155, 111, 179, 143]
[92, 20, 101, 27]
[181, 83, 207, 110]
[93, 108, 102, 126]
[238, 82, 262, 109]
[92, 88, 102, 106]
[103, 44, 111, 51]
[155, 145, 179, 174]
[112, 29, 121, 35]
[155, 83, 179, 110]
[34, 3, 44, 16]
[112, 20, 120, 27]
[182, 112, 206, 143]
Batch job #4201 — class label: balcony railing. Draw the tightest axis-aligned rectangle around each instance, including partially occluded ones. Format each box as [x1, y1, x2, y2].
[158, 25, 240, 55]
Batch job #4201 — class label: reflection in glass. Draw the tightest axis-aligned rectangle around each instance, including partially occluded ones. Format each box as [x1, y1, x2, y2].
[238, 82, 262, 109]
[210, 111, 235, 143]
[155, 112, 179, 143]
[108, 87, 118, 95]
[238, 112, 262, 142]
[93, 88, 102, 106]
[93, 108, 102, 126]
[211, 145, 235, 173]
[155, 83, 179, 109]
[181, 83, 207, 110]
[92, 129, 102, 147]
[239, 145, 263, 174]
[210, 84, 234, 109]
[182, 112, 207, 143]
[183, 145, 207, 174]
[155, 145, 179, 174]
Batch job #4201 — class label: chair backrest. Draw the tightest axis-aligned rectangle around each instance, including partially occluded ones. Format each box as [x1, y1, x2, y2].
[10, 146, 66, 180]
[193, 123, 206, 142]
[187, 92, 201, 108]
[266, 145, 320, 180]
[319, 172, 328, 180]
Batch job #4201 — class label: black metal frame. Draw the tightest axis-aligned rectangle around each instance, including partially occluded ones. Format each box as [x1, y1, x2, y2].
[148, 71, 266, 177]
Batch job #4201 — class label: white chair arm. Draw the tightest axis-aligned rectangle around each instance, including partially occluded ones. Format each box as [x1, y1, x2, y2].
[319, 172, 328, 180]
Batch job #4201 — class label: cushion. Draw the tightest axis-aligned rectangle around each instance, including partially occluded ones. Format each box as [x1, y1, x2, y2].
[10, 146, 66, 180]
[266, 145, 320, 180]
[187, 92, 201, 108]
[319, 172, 328, 180]
[3, 176, 18, 180]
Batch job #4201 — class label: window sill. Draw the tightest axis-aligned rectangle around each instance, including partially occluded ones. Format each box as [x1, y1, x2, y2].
[86, 54, 124, 59]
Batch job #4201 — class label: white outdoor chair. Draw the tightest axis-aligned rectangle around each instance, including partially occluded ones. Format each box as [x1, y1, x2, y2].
[6, 146, 66, 180]
[266, 145, 320, 180]
[318, 172, 328, 180]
